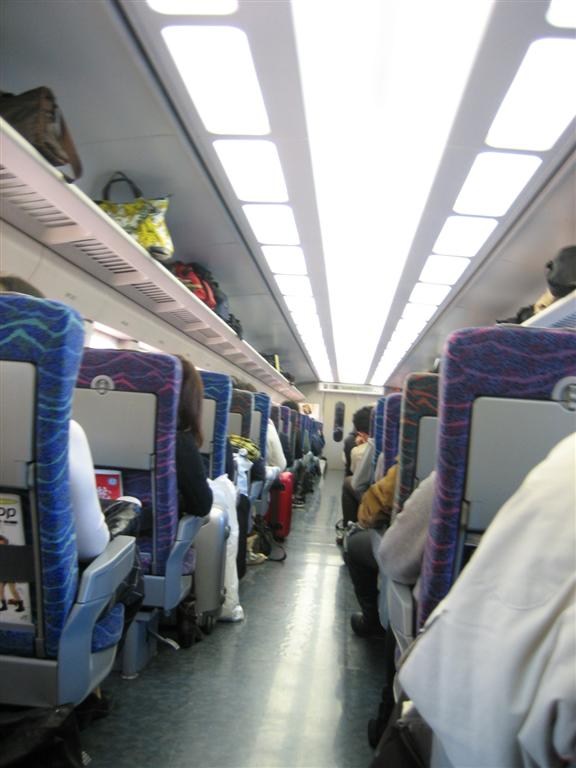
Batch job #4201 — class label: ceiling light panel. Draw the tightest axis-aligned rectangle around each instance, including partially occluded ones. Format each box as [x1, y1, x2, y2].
[213, 140, 289, 202]
[546, 0, 576, 29]
[486, 38, 576, 151]
[453, 152, 542, 217]
[433, 215, 498, 258]
[409, 282, 451, 305]
[275, 274, 313, 297]
[292, 0, 494, 383]
[147, 0, 238, 14]
[242, 204, 300, 244]
[162, 26, 270, 134]
[402, 303, 438, 323]
[419, 254, 470, 285]
[284, 295, 317, 315]
[261, 246, 307, 275]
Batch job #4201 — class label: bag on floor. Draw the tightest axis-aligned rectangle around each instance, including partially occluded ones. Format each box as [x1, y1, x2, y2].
[96, 172, 174, 262]
[0, 86, 82, 181]
[252, 514, 286, 562]
[0, 704, 84, 768]
[266, 471, 293, 540]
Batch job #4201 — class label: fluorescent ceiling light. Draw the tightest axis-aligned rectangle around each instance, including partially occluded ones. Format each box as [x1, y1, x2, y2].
[486, 38, 576, 151]
[453, 152, 542, 217]
[433, 215, 498, 258]
[402, 303, 438, 323]
[284, 295, 317, 315]
[162, 26, 270, 134]
[546, 0, 576, 29]
[242, 204, 300, 244]
[261, 246, 307, 275]
[394, 316, 428, 338]
[409, 282, 451, 305]
[419, 254, 470, 285]
[147, 0, 238, 14]
[213, 140, 288, 202]
[275, 275, 313, 297]
[292, 0, 494, 382]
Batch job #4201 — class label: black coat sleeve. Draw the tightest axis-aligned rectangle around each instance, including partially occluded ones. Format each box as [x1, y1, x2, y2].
[176, 431, 213, 517]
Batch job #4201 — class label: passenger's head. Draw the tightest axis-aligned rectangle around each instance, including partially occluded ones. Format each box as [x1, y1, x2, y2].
[0, 274, 45, 298]
[232, 376, 257, 393]
[352, 406, 372, 436]
[281, 400, 300, 413]
[176, 356, 204, 447]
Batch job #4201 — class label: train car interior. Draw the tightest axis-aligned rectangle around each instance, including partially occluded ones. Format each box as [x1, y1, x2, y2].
[0, 0, 574, 766]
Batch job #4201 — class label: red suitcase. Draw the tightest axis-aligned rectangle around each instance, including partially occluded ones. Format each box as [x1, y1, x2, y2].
[266, 471, 293, 540]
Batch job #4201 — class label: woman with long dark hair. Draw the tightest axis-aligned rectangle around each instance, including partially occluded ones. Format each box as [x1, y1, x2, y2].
[175, 356, 213, 518]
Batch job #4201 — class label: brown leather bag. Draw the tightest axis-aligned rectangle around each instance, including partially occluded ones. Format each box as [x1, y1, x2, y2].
[0, 86, 82, 181]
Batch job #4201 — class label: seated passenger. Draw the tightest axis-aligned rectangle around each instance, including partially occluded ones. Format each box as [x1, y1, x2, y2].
[399, 434, 576, 768]
[337, 406, 373, 535]
[175, 356, 213, 519]
[345, 462, 401, 638]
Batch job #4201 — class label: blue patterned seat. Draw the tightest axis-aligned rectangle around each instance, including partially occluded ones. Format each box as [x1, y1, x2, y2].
[373, 396, 387, 475]
[0, 295, 135, 706]
[229, 390, 254, 439]
[417, 327, 576, 629]
[75, 350, 202, 610]
[382, 393, 401, 474]
[194, 370, 231, 626]
[253, 392, 271, 460]
[383, 373, 439, 649]
[270, 404, 280, 431]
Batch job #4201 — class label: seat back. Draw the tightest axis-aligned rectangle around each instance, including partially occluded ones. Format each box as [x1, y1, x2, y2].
[75, 349, 180, 576]
[290, 410, 301, 460]
[0, 296, 84, 660]
[382, 393, 401, 473]
[279, 405, 291, 439]
[418, 327, 576, 628]
[384, 375, 438, 650]
[199, 370, 232, 479]
[270, 404, 280, 431]
[373, 396, 387, 474]
[0, 297, 135, 706]
[393, 374, 439, 515]
[229, 390, 254, 439]
[252, 392, 271, 461]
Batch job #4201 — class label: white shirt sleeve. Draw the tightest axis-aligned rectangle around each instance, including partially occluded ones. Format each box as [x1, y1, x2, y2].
[266, 419, 287, 471]
[68, 420, 110, 561]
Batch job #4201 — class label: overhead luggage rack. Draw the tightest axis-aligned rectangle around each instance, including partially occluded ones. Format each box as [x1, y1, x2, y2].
[0, 118, 301, 399]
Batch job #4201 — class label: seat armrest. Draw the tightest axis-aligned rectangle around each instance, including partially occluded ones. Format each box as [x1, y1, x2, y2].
[176, 514, 207, 544]
[76, 536, 136, 604]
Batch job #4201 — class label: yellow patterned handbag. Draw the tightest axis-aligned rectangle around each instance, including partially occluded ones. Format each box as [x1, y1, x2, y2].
[96, 172, 174, 262]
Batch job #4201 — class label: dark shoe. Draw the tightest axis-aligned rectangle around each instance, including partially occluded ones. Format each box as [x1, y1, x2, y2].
[350, 612, 387, 639]
[292, 496, 305, 508]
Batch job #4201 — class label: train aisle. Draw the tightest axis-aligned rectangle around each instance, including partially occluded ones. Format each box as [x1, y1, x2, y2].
[82, 470, 384, 768]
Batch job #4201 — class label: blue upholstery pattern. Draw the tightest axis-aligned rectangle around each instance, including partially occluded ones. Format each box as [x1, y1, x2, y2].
[91, 603, 124, 651]
[373, 396, 386, 472]
[279, 405, 290, 437]
[270, 405, 280, 430]
[383, 393, 401, 474]
[418, 327, 576, 628]
[254, 392, 271, 460]
[0, 296, 84, 659]
[230, 390, 254, 439]
[290, 410, 301, 458]
[77, 350, 181, 576]
[200, 371, 232, 479]
[393, 374, 439, 516]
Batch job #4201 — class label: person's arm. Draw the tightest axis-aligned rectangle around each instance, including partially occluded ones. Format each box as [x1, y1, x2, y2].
[68, 420, 110, 561]
[378, 471, 436, 583]
[266, 419, 287, 471]
[176, 432, 213, 517]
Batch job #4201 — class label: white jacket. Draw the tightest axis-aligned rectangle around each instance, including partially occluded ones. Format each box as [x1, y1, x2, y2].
[399, 433, 576, 768]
